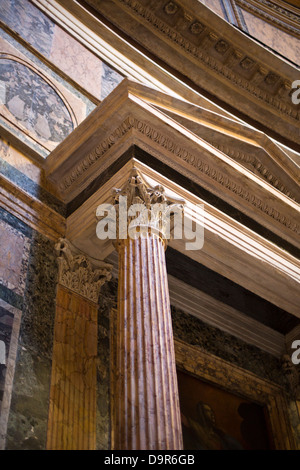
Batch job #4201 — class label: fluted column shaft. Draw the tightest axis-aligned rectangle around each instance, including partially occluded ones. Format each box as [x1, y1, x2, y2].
[113, 233, 183, 450]
[47, 285, 98, 450]
[46, 238, 112, 450]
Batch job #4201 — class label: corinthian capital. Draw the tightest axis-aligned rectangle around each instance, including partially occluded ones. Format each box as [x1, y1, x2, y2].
[55, 238, 112, 303]
[112, 168, 184, 243]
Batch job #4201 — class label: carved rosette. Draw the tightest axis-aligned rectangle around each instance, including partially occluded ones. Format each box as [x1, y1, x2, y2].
[55, 238, 112, 303]
[112, 168, 184, 247]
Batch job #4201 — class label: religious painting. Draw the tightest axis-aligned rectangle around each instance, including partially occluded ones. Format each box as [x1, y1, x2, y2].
[177, 369, 273, 450]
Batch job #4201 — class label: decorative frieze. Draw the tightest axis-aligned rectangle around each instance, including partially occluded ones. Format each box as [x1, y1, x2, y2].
[57, 115, 300, 240]
[116, 0, 299, 122]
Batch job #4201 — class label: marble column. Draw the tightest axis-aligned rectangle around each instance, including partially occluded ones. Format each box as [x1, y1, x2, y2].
[111, 169, 183, 450]
[46, 239, 112, 450]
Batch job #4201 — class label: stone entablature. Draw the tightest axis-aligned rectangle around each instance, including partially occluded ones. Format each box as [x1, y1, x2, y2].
[45, 80, 300, 252]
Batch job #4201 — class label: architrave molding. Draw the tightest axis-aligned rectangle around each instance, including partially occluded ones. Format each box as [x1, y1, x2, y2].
[64, 157, 300, 317]
[45, 80, 300, 251]
[106, 249, 285, 358]
[34, 0, 300, 149]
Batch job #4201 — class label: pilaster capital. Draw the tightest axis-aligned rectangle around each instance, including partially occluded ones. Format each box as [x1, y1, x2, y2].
[55, 238, 113, 303]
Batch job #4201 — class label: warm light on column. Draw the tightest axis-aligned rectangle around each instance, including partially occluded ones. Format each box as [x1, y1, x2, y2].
[110, 169, 184, 450]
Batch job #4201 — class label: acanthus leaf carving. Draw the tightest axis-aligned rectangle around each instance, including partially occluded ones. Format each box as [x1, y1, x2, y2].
[111, 167, 184, 243]
[55, 238, 112, 303]
[60, 116, 300, 237]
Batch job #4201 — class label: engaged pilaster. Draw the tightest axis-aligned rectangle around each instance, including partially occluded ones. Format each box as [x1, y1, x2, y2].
[47, 239, 112, 450]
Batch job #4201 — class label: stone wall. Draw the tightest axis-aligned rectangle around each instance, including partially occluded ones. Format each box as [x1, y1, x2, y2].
[0, 209, 57, 449]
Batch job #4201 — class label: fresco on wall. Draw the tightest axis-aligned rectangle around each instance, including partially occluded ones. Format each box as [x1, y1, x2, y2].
[177, 369, 272, 450]
[0, 59, 74, 144]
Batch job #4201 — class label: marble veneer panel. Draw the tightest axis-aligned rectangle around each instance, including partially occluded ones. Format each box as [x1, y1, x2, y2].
[0, 0, 123, 101]
[0, 210, 31, 448]
[241, 8, 300, 65]
[0, 209, 58, 450]
[49, 25, 103, 100]
[0, 218, 30, 297]
[0, 299, 22, 450]
[0, 0, 55, 57]
[5, 231, 57, 449]
[0, 138, 66, 216]
[97, 278, 118, 450]
[0, 137, 62, 199]
[101, 63, 124, 101]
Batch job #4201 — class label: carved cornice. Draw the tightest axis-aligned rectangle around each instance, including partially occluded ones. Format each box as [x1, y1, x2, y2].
[58, 116, 133, 194]
[115, 0, 299, 123]
[58, 115, 300, 238]
[210, 142, 298, 202]
[55, 238, 112, 303]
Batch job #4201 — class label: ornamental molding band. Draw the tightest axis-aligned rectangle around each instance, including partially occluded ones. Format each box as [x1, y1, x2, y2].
[55, 238, 112, 303]
[53, 113, 300, 241]
[55, 113, 299, 207]
[95, 0, 300, 146]
[208, 142, 298, 203]
[111, 167, 184, 244]
[114, 0, 297, 110]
